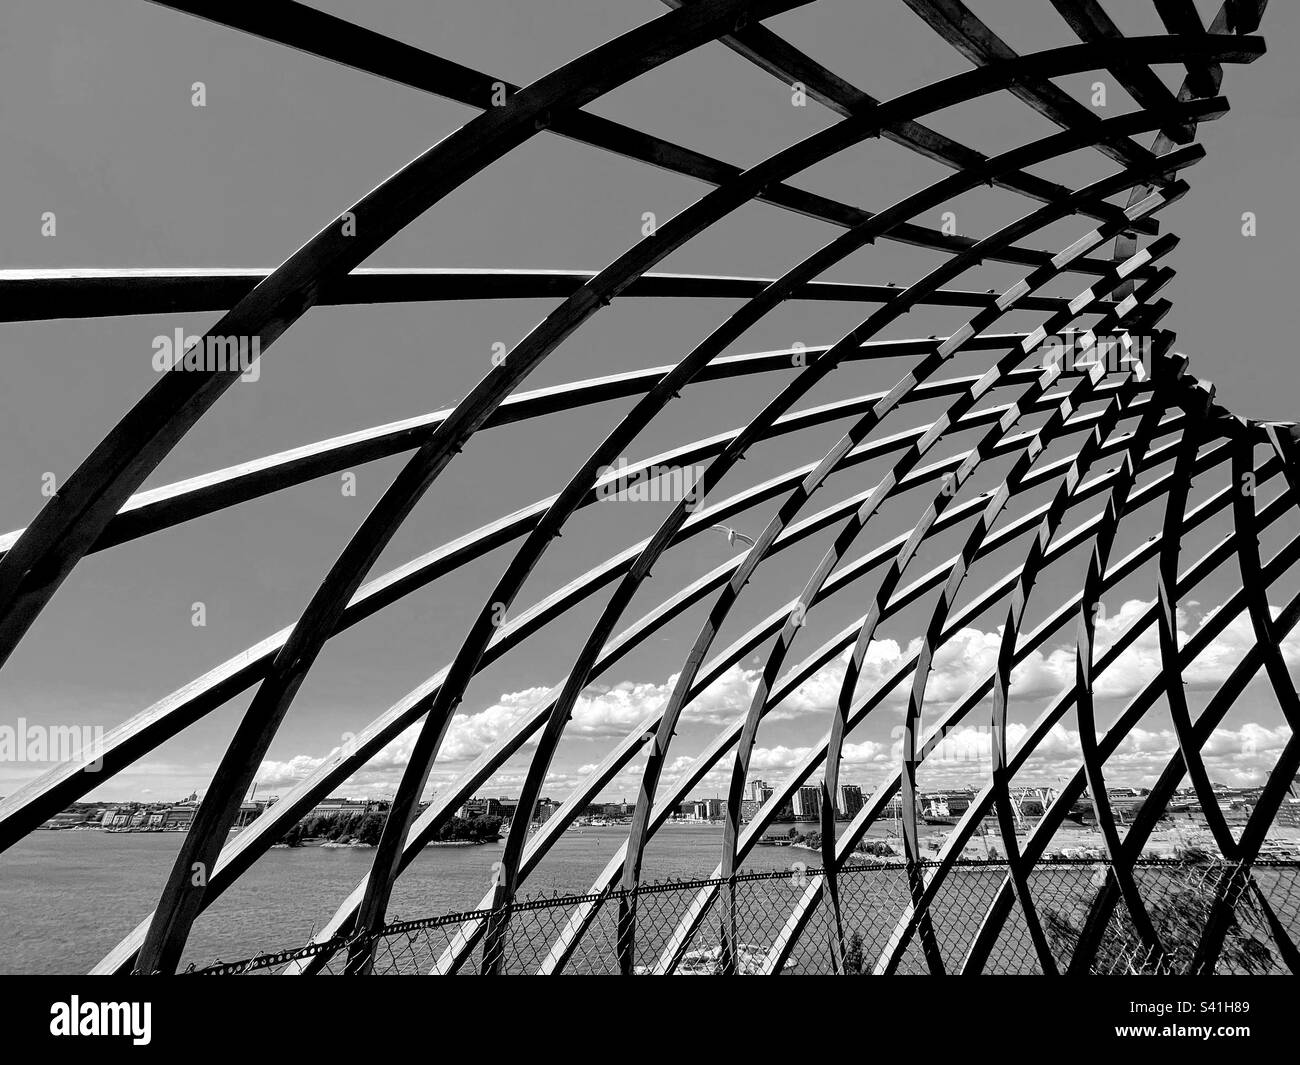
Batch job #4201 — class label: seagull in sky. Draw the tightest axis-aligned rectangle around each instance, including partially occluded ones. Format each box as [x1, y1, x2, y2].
[709, 524, 755, 548]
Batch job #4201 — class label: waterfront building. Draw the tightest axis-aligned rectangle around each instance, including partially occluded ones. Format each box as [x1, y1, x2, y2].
[459, 797, 516, 821]
[311, 797, 379, 818]
[792, 786, 821, 821]
[163, 805, 196, 830]
[837, 784, 864, 819]
[102, 808, 135, 828]
[680, 800, 723, 821]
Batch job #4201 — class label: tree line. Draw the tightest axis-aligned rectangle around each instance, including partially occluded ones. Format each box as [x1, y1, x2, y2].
[279, 811, 504, 847]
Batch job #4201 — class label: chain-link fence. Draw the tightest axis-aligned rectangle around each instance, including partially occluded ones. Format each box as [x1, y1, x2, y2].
[185, 858, 1300, 976]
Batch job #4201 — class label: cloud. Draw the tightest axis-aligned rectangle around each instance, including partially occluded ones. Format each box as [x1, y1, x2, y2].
[914, 720, 1291, 789]
[859, 598, 1300, 708]
[254, 599, 1298, 797]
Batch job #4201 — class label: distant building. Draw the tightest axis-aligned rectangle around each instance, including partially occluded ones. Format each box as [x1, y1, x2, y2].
[234, 800, 266, 828]
[459, 797, 516, 821]
[310, 797, 388, 819]
[837, 784, 864, 819]
[162, 805, 197, 830]
[879, 794, 907, 821]
[458, 796, 559, 823]
[679, 799, 724, 821]
[792, 786, 821, 821]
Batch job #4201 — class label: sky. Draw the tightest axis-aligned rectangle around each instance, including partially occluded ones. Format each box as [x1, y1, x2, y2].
[1, 0, 1298, 819]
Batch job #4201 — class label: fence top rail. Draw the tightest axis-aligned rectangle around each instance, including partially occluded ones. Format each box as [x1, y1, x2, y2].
[180, 857, 1300, 975]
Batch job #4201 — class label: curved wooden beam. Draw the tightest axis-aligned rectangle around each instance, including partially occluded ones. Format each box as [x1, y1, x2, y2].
[1110, 0, 1262, 290]
[1187, 431, 1300, 972]
[714, 287, 1173, 976]
[960, 464, 1300, 972]
[1155, 385, 1239, 859]
[903, 0, 1174, 169]
[1061, 395, 1173, 970]
[683, 443, 1284, 974]
[0, 269, 1098, 322]
[0, 2, 1283, 977]
[149, 0, 1147, 271]
[860, 330, 1171, 978]
[288, 402, 1182, 975]
[448, 416, 1241, 975]
[663, 0, 1165, 232]
[0, 335, 1031, 562]
[0, 34, 1255, 692]
[0, 0, 810, 694]
[1051, 0, 1196, 143]
[486, 149, 1192, 974]
[357, 85, 1215, 974]
[2, 365, 1120, 857]
[605, 160, 1194, 964]
[659, 467, 1269, 974]
[97, 387, 1147, 973]
[870, 315, 1172, 977]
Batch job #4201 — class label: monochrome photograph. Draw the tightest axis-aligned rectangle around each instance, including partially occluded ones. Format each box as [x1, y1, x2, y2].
[0, 0, 1295, 1047]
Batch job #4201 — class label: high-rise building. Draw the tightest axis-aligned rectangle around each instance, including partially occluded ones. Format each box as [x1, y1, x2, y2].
[792, 786, 821, 821]
[837, 784, 864, 819]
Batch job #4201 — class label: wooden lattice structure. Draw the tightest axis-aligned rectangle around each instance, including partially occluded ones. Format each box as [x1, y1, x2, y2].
[0, 0, 1296, 975]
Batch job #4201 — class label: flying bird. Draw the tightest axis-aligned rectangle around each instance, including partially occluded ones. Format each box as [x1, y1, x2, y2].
[709, 524, 755, 548]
